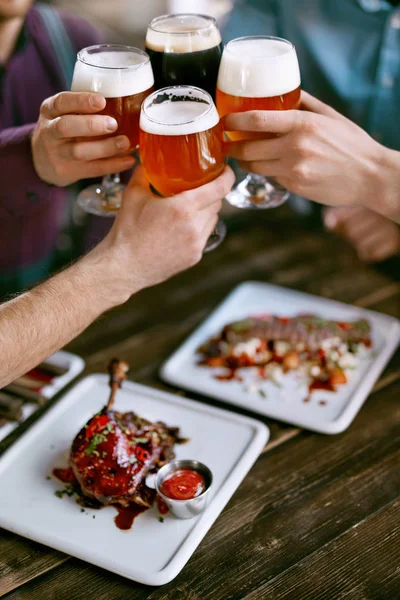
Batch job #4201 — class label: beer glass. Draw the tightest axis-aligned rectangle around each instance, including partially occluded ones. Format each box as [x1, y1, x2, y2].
[145, 13, 222, 99]
[217, 36, 301, 209]
[71, 44, 154, 216]
[139, 85, 226, 252]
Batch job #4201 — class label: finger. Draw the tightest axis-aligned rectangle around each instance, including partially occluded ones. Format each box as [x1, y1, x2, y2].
[180, 166, 235, 210]
[357, 234, 398, 263]
[51, 114, 118, 139]
[41, 91, 106, 119]
[63, 135, 131, 161]
[300, 91, 348, 122]
[237, 159, 287, 178]
[323, 206, 363, 230]
[226, 136, 286, 162]
[79, 155, 135, 179]
[225, 110, 304, 135]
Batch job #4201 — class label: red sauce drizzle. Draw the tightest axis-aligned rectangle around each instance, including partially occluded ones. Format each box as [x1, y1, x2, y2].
[114, 504, 148, 530]
[26, 368, 54, 384]
[309, 380, 335, 393]
[160, 469, 205, 501]
[53, 466, 150, 530]
[157, 495, 169, 515]
[53, 467, 75, 483]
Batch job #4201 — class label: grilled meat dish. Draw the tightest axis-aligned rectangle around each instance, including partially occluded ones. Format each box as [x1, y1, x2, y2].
[69, 359, 184, 509]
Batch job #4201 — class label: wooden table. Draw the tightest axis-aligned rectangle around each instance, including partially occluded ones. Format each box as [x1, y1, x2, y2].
[1, 207, 399, 600]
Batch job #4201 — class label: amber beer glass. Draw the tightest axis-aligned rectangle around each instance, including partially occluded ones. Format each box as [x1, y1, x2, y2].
[217, 36, 301, 209]
[139, 85, 226, 251]
[145, 13, 222, 99]
[71, 44, 154, 216]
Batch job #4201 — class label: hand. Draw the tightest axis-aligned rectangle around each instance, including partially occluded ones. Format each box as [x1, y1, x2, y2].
[324, 206, 400, 263]
[94, 165, 235, 301]
[31, 92, 135, 186]
[225, 91, 392, 214]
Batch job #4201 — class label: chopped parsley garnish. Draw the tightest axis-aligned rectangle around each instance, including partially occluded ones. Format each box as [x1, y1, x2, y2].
[258, 389, 267, 399]
[85, 432, 107, 456]
[158, 517, 164, 523]
[131, 437, 149, 444]
[105, 422, 114, 433]
[80, 508, 85, 513]
[46, 476, 51, 480]
[54, 487, 75, 499]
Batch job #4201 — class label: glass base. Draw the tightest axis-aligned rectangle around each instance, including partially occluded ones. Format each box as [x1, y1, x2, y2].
[203, 219, 226, 253]
[226, 174, 289, 209]
[77, 182, 125, 217]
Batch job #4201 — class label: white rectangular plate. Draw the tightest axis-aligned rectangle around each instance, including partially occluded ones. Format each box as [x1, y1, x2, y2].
[0, 375, 268, 586]
[161, 282, 400, 434]
[0, 350, 85, 442]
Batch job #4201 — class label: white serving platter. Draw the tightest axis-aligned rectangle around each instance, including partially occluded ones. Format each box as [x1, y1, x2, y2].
[0, 350, 85, 442]
[161, 281, 400, 435]
[0, 375, 268, 586]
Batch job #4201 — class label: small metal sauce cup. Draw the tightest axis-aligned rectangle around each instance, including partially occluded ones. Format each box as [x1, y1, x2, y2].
[155, 459, 213, 520]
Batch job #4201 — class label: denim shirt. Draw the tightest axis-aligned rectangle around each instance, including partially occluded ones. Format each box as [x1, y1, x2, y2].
[223, 0, 400, 150]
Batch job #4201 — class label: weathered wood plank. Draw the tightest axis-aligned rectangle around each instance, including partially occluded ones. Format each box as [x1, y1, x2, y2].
[246, 499, 400, 600]
[0, 532, 67, 598]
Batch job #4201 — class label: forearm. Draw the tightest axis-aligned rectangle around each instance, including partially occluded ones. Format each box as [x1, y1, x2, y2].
[366, 146, 400, 224]
[0, 242, 133, 388]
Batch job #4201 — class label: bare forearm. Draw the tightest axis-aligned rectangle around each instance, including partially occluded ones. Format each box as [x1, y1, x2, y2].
[0, 243, 133, 387]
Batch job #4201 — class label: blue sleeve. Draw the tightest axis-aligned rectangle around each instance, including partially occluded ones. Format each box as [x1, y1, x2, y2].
[222, 0, 279, 43]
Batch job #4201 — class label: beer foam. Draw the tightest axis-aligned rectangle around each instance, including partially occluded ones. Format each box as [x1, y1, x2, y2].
[140, 99, 219, 136]
[71, 50, 154, 98]
[146, 14, 221, 54]
[217, 38, 301, 98]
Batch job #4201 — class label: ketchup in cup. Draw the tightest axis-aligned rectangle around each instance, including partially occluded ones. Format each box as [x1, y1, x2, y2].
[160, 469, 205, 501]
[155, 459, 213, 519]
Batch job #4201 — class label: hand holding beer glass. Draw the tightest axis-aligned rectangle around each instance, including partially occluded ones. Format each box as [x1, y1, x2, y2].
[71, 44, 154, 216]
[139, 85, 227, 251]
[217, 36, 301, 209]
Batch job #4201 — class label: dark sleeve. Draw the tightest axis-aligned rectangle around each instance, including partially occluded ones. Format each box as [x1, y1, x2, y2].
[0, 124, 58, 218]
[222, 0, 279, 42]
[59, 12, 104, 52]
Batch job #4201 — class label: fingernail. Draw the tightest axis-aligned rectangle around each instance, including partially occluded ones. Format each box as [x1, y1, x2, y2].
[90, 95, 104, 109]
[116, 136, 130, 150]
[105, 117, 118, 132]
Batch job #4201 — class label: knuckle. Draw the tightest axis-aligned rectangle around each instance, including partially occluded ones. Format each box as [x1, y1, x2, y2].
[301, 116, 319, 135]
[52, 92, 65, 115]
[292, 161, 310, 183]
[70, 144, 85, 161]
[251, 111, 267, 130]
[54, 116, 69, 137]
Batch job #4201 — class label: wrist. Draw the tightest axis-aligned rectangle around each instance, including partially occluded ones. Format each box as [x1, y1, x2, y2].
[364, 144, 400, 223]
[86, 238, 143, 308]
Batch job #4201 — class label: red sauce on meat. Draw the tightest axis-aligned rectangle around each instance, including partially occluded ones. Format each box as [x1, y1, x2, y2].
[160, 469, 205, 501]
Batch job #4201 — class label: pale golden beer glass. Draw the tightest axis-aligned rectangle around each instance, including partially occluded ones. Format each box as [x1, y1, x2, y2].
[140, 85, 226, 251]
[217, 36, 301, 209]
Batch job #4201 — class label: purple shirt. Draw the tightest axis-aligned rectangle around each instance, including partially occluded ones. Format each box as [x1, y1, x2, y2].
[0, 6, 109, 281]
